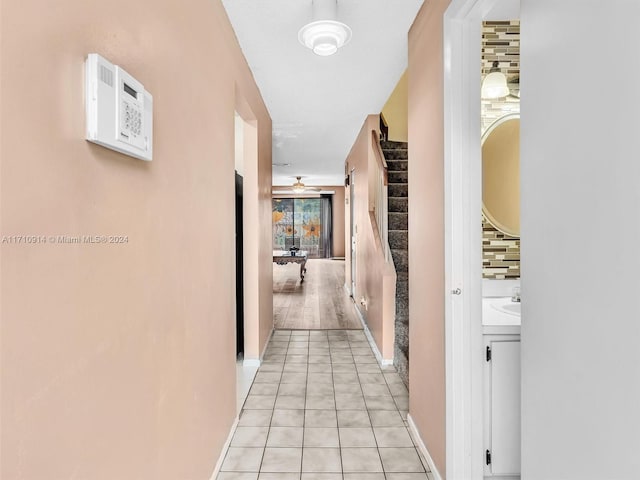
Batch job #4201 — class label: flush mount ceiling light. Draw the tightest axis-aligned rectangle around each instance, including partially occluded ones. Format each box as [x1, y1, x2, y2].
[481, 61, 510, 99]
[298, 0, 352, 56]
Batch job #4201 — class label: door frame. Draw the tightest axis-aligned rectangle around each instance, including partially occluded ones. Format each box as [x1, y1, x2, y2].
[234, 171, 244, 357]
[349, 169, 356, 297]
[234, 100, 260, 365]
[443, 0, 519, 478]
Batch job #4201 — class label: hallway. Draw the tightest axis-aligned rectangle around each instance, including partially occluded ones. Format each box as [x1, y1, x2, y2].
[218, 329, 432, 479]
[273, 259, 362, 330]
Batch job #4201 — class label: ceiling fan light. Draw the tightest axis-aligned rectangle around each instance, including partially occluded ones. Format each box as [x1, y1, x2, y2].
[292, 176, 306, 193]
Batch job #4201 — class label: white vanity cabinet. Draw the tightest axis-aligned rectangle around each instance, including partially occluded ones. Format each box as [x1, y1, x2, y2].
[483, 327, 520, 479]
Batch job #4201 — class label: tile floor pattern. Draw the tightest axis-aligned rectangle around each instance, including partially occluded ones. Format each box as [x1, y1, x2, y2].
[218, 329, 434, 480]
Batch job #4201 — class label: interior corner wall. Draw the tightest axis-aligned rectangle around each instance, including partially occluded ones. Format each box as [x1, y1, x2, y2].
[520, 1, 640, 478]
[408, 0, 450, 477]
[0, 0, 272, 478]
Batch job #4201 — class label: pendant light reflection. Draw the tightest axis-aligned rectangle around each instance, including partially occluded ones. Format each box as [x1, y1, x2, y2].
[298, 0, 352, 56]
[481, 61, 509, 99]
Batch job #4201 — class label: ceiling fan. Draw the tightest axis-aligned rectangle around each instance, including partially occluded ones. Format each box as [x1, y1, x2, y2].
[273, 176, 322, 194]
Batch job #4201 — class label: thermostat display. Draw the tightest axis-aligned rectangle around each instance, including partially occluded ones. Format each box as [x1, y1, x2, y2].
[85, 53, 153, 161]
[123, 83, 137, 98]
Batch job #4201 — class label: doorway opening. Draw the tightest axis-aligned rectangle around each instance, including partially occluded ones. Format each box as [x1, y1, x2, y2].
[233, 106, 260, 412]
[443, 0, 520, 478]
[234, 112, 245, 358]
[235, 171, 244, 356]
[271, 185, 358, 330]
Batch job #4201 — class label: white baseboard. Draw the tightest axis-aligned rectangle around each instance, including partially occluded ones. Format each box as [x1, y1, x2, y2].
[242, 327, 275, 367]
[262, 327, 274, 359]
[209, 415, 239, 480]
[407, 413, 443, 480]
[351, 301, 394, 366]
[242, 358, 260, 367]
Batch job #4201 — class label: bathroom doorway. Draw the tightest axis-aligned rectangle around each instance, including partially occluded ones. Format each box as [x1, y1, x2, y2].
[479, 20, 521, 480]
[443, 0, 521, 478]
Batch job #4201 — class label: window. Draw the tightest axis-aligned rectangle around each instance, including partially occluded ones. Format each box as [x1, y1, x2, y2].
[272, 197, 331, 258]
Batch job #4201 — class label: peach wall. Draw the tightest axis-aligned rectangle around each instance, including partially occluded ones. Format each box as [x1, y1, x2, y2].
[332, 187, 346, 258]
[408, 0, 450, 477]
[345, 115, 396, 360]
[0, 0, 272, 478]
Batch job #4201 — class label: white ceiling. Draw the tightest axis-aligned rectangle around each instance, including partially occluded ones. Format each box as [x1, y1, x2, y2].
[221, 0, 424, 186]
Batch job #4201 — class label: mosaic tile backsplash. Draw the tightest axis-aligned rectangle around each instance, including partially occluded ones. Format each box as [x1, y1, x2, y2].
[482, 20, 520, 279]
[482, 20, 520, 131]
[482, 214, 520, 279]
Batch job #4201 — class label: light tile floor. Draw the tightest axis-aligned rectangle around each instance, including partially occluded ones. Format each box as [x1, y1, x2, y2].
[218, 329, 434, 480]
[237, 359, 260, 414]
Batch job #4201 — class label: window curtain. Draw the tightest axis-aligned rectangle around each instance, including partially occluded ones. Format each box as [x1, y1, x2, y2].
[320, 194, 333, 258]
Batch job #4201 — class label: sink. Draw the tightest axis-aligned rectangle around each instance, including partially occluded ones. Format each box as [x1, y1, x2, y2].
[483, 297, 521, 327]
[491, 299, 521, 316]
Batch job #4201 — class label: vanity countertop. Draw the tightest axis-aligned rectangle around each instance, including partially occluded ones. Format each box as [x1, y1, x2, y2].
[482, 297, 521, 334]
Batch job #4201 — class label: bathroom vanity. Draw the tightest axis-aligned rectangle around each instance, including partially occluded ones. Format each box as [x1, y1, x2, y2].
[483, 297, 521, 479]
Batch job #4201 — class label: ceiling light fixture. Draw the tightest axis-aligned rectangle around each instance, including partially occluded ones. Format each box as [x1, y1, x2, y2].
[298, 0, 352, 57]
[292, 176, 306, 193]
[481, 61, 510, 99]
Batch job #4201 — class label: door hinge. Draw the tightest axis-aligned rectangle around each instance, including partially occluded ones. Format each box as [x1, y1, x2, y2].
[486, 346, 492, 362]
[486, 449, 492, 465]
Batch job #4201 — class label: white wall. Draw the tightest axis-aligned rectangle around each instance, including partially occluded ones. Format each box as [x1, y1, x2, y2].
[520, 1, 640, 478]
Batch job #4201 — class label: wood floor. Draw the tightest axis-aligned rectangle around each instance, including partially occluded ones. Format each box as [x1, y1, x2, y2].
[273, 259, 362, 330]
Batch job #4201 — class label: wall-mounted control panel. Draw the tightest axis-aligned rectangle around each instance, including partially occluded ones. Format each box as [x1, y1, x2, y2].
[85, 53, 153, 161]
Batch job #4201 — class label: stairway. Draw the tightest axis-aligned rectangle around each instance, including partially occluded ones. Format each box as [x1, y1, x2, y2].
[382, 139, 409, 387]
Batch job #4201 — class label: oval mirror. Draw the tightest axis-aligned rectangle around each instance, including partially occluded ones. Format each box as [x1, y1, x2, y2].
[482, 114, 520, 237]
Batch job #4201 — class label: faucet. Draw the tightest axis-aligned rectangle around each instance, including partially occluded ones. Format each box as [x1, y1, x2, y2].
[511, 286, 521, 303]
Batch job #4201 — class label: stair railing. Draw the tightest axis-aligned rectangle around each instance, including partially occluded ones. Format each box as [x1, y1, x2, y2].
[379, 113, 389, 142]
[371, 129, 391, 263]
